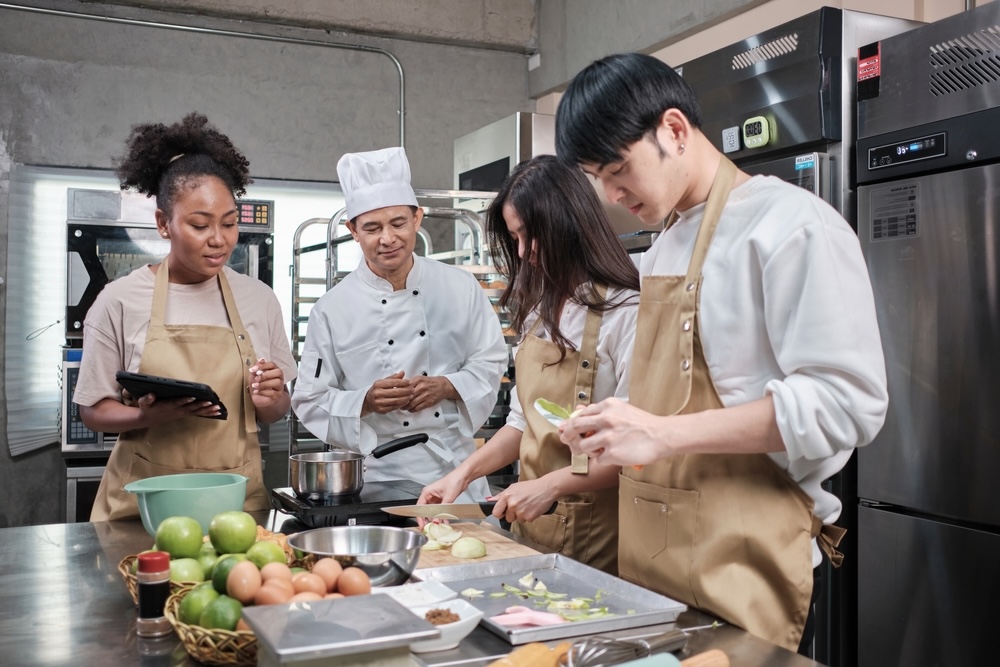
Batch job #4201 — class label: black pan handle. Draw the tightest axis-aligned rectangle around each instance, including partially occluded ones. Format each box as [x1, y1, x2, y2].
[371, 433, 429, 459]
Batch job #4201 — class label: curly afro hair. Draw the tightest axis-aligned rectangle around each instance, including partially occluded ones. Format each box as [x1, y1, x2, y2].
[114, 112, 252, 216]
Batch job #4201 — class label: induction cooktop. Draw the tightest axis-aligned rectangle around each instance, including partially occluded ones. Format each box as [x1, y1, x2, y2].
[270, 479, 424, 529]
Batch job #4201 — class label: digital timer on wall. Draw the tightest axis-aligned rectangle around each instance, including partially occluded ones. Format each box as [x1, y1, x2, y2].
[742, 116, 771, 149]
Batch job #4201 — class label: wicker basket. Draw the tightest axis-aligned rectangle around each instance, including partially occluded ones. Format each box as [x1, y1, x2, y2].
[165, 584, 258, 667]
[118, 526, 297, 604]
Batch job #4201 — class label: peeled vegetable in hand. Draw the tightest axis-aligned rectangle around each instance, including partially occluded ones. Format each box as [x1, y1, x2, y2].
[451, 536, 487, 559]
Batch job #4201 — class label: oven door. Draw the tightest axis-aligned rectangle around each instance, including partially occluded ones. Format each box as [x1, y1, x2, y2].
[66, 221, 274, 341]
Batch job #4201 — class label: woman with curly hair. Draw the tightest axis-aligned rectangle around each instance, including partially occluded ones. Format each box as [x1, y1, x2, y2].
[74, 113, 296, 521]
[418, 155, 639, 573]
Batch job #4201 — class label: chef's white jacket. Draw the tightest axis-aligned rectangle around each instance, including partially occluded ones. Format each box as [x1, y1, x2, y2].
[643, 175, 888, 564]
[291, 255, 507, 502]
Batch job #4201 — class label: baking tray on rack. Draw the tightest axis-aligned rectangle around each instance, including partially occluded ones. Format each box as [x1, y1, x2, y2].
[413, 553, 687, 645]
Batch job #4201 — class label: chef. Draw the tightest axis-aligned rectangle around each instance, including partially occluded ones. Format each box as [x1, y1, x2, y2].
[555, 53, 889, 654]
[291, 147, 507, 502]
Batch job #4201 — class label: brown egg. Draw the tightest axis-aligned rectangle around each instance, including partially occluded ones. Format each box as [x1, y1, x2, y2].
[262, 576, 295, 597]
[336, 567, 372, 596]
[260, 561, 293, 583]
[290, 591, 323, 602]
[292, 571, 328, 596]
[254, 581, 294, 606]
[226, 560, 262, 604]
[310, 558, 343, 593]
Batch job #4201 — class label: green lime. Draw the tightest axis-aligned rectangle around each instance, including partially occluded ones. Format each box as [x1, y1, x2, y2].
[154, 516, 204, 559]
[198, 594, 243, 631]
[246, 540, 287, 569]
[179, 585, 221, 625]
[198, 541, 219, 577]
[211, 554, 248, 595]
[169, 557, 205, 583]
[208, 511, 257, 554]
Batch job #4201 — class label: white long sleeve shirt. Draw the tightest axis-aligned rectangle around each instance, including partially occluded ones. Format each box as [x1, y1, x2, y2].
[642, 175, 888, 558]
[290, 256, 507, 502]
[506, 286, 640, 430]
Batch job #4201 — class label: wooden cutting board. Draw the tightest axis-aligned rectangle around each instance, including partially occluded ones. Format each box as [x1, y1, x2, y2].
[414, 522, 541, 569]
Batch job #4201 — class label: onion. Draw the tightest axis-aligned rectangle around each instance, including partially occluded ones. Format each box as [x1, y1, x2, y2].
[451, 536, 487, 559]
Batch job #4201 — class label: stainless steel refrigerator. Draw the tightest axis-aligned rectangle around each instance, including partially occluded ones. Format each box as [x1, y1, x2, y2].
[856, 5, 1000, 665]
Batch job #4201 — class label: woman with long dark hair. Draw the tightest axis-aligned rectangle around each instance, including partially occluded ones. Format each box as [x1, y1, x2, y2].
[418, 155, 639, 573]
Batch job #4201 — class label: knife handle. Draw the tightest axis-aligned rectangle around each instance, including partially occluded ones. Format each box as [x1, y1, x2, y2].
[479, 500, 558, 517]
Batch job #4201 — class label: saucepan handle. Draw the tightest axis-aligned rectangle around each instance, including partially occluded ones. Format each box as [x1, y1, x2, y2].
[370, 433, 429, 459]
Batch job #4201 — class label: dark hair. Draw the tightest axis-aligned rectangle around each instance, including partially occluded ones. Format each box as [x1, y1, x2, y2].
[114, 112, 251, 216]
[486, 155, 640, 362]
[556, 52, 703, 167]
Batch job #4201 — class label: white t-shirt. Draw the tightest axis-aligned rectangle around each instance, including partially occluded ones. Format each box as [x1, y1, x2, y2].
[74, 265, 296, 407]
[642, 175, 888, 563]
[506, 286, 640, 430]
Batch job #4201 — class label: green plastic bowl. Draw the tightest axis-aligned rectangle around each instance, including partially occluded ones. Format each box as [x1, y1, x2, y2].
[124, 472, 248, 536]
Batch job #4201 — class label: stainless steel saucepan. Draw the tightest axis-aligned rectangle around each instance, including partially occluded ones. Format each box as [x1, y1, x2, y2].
[289, 433, 428, 499]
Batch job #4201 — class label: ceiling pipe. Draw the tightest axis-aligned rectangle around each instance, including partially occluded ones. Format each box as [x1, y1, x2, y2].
[0, 1, 406, 147]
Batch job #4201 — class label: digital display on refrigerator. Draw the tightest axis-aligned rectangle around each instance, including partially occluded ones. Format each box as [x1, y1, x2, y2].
[867, 132, 946, 169]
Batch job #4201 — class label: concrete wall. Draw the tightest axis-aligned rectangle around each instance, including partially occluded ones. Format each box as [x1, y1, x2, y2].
[0, 0, 532, 527]
[93, 0, 539, 52]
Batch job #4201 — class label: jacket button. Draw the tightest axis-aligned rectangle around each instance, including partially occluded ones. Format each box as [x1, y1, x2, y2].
[682, 320, 691, 331]
[381, 299, 387, 305]
[419, 331, 426, 336]
[412, 290, 419, 296]
[581, 360, 590, 368]
[577, 391, 587, 400]
[403, 421, 409, 427]
[681, 359, 690, 371]
[434, 412, 440, 418]
[422, 371, 428, 376]
[388, 339, 394, 345]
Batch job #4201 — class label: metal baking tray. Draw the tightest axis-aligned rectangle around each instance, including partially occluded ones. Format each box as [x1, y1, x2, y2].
[242, 593, 440, 663]
[413, 553, 687, 644]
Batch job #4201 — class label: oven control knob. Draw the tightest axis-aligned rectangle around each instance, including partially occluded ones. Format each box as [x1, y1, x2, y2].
[966, 150, 978, 161]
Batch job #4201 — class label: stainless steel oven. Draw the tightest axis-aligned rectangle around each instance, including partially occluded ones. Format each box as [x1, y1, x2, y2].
[61, 187, 276, 521]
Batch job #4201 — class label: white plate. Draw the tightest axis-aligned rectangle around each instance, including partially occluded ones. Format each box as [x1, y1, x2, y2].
[369, 580, 458, 608]
[407, 598, 485, 653]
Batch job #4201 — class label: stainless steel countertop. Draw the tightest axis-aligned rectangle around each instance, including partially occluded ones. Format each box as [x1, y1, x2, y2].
[0, 515, 824, 666]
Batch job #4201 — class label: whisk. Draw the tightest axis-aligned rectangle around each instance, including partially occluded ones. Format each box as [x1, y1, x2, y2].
[562, 628, 688, 667]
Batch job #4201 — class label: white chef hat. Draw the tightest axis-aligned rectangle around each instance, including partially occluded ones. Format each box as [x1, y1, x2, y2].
[337, 146, 418, 220]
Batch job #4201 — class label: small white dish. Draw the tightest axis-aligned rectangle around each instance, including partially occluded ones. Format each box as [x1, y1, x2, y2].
[407, 598, 485, 653]
[369, 580, 458, 608]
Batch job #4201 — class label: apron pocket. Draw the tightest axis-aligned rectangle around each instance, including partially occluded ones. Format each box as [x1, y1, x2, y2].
[514, 510, 568, 554]
[619, 475, 699, 600]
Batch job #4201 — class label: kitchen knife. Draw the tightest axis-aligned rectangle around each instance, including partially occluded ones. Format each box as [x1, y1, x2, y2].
[381, 501, 558, 520]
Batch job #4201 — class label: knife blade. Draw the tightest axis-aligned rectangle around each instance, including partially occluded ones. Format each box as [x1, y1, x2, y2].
[381, 501, 558, 520]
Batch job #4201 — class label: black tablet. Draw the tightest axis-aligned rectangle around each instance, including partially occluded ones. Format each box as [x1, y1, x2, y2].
[115, 370, 228, 420]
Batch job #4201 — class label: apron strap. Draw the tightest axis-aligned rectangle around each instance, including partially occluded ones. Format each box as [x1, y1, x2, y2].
[685, 156, 737, 284]
[811, 515, 847, 568]
[569, 284, 607, 475]
[217, 270, 259, 435]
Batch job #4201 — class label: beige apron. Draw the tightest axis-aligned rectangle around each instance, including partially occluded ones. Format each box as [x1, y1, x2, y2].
[620, 157, 843, 651]
[91, 260, 269, 521]
[511, 287, 619, 574]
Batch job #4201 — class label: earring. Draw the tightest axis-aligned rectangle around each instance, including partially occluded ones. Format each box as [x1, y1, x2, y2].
[678, 143, 686, 155]
[161, 232, 168, 238]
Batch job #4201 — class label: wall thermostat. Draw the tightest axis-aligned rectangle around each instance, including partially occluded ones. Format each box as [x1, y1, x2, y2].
[742, 116, 771, 149]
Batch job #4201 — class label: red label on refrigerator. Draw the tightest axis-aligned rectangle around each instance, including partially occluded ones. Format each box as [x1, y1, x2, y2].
[858, 45, 881, 81]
